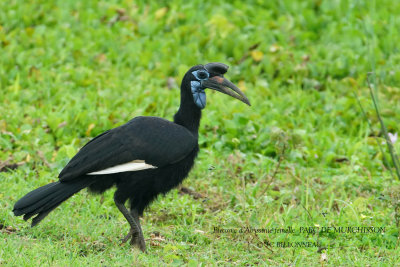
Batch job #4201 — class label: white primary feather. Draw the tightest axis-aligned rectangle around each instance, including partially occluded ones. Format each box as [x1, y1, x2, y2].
[87, 160, 157, 175]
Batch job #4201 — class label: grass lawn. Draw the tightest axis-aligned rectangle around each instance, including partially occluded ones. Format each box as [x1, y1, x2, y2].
[1, 0, 400, 265]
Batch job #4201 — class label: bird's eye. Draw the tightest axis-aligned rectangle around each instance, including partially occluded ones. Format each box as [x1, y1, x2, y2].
[197, 70, 209, 80]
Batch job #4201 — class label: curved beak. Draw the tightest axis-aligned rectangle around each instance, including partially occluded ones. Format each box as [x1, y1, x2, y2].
[201, 76, 251, 106]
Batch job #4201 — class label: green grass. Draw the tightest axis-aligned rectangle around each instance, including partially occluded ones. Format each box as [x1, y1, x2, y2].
[1, 0, 400, 265]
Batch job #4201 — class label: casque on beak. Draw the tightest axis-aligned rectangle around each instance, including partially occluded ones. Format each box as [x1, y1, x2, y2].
[201, 76, 251, 106]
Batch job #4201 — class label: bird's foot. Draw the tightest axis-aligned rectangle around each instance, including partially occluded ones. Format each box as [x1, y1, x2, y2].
[120, 228, 146, 252]
[136, 235, 146, 252]
[120, 228, 135, 244]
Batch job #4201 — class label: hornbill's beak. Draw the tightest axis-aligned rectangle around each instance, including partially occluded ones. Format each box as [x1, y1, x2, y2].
[202, 76, 251, 106]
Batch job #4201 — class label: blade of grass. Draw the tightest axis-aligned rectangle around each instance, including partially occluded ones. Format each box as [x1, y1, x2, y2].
[352, 90, 395, 180]
[367, 74, 400, 180]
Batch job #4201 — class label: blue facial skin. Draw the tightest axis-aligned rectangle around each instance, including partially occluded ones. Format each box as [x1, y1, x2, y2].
[191, 70, 210, 109]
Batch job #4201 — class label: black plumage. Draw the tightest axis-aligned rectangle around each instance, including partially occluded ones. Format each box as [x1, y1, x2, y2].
[13, 63, 250, 252]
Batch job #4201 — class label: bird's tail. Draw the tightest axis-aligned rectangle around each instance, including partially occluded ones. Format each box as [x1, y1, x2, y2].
[13, 178, 93, 227]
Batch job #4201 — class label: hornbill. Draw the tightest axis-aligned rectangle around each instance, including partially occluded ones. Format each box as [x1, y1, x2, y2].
[13, 62, 250, 252]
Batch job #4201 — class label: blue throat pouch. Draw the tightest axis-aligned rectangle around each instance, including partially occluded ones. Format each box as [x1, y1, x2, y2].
[191, 81, 206, 109]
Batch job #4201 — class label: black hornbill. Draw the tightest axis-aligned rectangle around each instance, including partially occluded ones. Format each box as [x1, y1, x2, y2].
[13, 62, 250, 252]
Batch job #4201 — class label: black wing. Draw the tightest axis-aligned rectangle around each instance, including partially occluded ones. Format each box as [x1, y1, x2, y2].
[58, 116, 197, 181]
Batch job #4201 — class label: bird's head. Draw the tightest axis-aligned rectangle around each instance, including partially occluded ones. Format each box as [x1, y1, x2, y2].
[183, 63, 251, 109]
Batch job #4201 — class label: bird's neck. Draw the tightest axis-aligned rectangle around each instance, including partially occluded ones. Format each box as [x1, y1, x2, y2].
[173, 92, 201, 137]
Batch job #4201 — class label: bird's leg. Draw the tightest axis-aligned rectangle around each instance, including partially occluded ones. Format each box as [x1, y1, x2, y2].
[114, 197, 146, 252]
[119, 210, 145, 248]
[130, 209, 146, 251]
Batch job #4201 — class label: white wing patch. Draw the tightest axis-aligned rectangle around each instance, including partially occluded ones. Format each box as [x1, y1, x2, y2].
[87, 160, 157, 175]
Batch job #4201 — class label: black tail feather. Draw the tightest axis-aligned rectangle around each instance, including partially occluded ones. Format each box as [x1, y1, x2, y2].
[13, 178, 93, 226]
